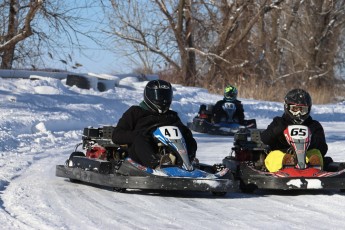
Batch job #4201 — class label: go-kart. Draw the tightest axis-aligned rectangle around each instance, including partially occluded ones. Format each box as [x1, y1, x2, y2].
[222, 125, 345, 193]
[56, 125, 234, 196]
[187, 103, 256, 136]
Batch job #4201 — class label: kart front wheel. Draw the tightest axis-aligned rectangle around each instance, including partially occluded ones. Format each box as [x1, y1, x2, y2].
[239, 180, 256, 193]
[212, 191, 227, 196]
[113, 187, 127, 193]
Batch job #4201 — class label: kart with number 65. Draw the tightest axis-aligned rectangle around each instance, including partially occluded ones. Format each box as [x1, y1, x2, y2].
[222, 125, 345, 193]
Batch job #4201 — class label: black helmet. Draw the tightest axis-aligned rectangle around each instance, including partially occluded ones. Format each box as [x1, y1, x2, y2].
[144, 80, 173, 114]
[224, 84, 238, 101]
[284, 89, 312, 124]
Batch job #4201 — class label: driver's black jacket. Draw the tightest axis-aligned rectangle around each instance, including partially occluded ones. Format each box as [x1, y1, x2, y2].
[112, 102, 197, 167]
[260, 113, 328, 156]
[212, 99, 245, 124]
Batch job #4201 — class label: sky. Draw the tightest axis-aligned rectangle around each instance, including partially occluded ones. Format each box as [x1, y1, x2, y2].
[34, 1, 133, 75]
[71, 47, 128, 74]
[0, 71, 345, 229]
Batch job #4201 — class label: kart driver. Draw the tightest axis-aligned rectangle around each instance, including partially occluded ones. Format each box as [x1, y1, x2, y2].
[261, 89, 328, 172]
[212, 84, 245, 124]
[197, 84, 245, 123]
[112, 79, 197, 169]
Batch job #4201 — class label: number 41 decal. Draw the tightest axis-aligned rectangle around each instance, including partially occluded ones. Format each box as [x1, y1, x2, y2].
[164, 128, 179, 137]
[159, 126, 182, 139]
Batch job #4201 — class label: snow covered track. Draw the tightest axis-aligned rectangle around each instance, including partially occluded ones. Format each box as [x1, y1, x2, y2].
[0, 76, 345, 229]
[3, 136, 345, 229]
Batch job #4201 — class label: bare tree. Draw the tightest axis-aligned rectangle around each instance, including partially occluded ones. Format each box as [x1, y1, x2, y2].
[191, 0, 285, 88]
[103, 0, 345, 102]
[258, 1, 345, 85]
[0, 0, 102, 70]
[103, 0, 197, 85]
[103, 0, 284, 86]
[0, 0, 43, 68]
[244, 0, 345, 103]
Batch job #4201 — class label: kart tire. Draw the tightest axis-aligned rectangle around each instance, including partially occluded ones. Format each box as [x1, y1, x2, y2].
[212, 191, 227, 196]
[69, 178, 80, 183]
[66, 75, 90, 89]
[69, 151, 85, 160]
[67, 151, 85, 183]
[113, 187, 127, 193]
[239, 180, 256, 193]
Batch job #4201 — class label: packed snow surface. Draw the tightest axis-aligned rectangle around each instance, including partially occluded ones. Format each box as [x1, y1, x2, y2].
[0, 73, 345, 229]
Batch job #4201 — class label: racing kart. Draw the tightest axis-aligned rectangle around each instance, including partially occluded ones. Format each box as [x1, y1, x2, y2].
[56, 125, 234, 196]
[187, 103, 256, 136]
[222, 125, 345, 193]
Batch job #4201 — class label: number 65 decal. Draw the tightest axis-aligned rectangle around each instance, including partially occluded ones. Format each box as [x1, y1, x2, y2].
[286, 125, 310, 139]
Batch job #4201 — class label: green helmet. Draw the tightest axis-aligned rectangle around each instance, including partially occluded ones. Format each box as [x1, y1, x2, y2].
[224, 84, 238, 101]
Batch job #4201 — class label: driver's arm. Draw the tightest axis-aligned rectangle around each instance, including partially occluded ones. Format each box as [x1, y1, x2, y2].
[112, 106, 139, 144]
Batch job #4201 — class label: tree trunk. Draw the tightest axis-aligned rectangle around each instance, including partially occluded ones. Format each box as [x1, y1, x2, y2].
[183, 0, 196, 86]
[1, 0, 18, 69]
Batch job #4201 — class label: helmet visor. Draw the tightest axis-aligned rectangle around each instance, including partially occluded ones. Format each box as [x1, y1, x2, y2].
[289, 105, 309, 116]
[224, 91, 236, 99]
[148, 88, 172, 103]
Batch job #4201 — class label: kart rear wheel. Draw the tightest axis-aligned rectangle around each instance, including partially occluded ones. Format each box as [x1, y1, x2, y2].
[69, 151, 85, 160]
[69, 178, 80, 183]
[66, 152, 86, 183]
